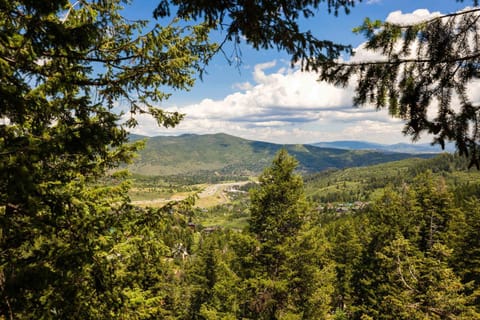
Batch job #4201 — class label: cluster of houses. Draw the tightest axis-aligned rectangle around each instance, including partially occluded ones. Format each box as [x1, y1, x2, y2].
[318, 201, 369, 213]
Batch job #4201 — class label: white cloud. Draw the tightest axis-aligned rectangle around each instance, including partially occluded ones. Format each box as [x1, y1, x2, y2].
[128, 58, 412, 144]
[350, 42, 387, 63]
[232, 81, 253, 90]
[350, 9, 442, 63]
[129, 8, 480, 145]
[386, 9, 441, 25]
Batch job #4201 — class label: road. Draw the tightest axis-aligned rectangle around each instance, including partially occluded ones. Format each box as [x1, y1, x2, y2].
[198, 181, 250, 198]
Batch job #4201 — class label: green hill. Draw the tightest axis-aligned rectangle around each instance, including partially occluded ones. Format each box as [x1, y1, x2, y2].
[304, 153, 480, 203]
[128, 133, 436, 176]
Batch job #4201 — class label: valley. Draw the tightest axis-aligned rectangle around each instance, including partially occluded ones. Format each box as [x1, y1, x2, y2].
[125, 134, 480, 231]
[116, 133, 480, 319]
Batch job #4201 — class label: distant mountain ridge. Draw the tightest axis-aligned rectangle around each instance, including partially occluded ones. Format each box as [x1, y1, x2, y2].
[127, 133, 436, 176]
[311, 140, 455, 154]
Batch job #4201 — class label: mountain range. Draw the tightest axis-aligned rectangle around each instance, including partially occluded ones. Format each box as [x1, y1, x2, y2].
[127, 133, 439, 176]
[311, 140, 455, 154]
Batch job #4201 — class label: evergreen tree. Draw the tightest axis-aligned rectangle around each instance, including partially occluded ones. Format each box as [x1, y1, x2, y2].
[448, 198, 480, 312]
[0, 1, 216, 318]
[412, 172, 458, 251]
[320, 4, 480, 167]
[326, 218, 364, 316]
[244, 149, 334, 319]
[378, 237, 479, 319]
[154, 0, 355, 69]
[95, 204, 196, 319]
[250, 150, 305, 235]
[187, 230, 242, 319]
[283, 224, 335, 319]
[249, 149, 307, 274]
[351, 172, 479, 319]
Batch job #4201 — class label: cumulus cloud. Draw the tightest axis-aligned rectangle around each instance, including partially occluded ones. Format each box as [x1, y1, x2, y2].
[127, 58, 410, 144]
[128, 8, 480, 145]
[386, 9, 441, 25]
[232, 81, 253, 90]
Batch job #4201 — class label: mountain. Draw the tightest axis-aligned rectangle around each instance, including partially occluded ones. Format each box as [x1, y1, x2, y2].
[311, 140, 455, 153]
[128, 133, 149, 141]
[127, 133, 436, 176]
[311, 141, 385, 151]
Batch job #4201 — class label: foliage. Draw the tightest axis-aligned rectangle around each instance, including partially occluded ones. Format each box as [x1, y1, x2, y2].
[182, 152, 480, 319]
[90, 204, 196, 319]
[154, 0, 355, 69]
[346, 172, 480, 319]
[186, 230, 243, 319]
[1, 174, 132, 318]
[4, 1, 480, 318]
[244, 149, 334, 319]
[319, 4, 480, 167]
[0, 174, 197, 318]
[0, 0, 216, 318]
[377, 238, 476, 319]
[249, 149, 307, 244]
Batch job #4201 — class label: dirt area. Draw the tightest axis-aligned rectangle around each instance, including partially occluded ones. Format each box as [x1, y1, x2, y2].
[131, 181, 251, 208]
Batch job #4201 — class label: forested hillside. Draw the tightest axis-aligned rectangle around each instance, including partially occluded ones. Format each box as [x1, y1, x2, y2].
[157, 151, 480, 319]
[304, 153, 480, 203]
[128, 133, 435, 175]
[3, 1, 480, 319]
[114, 151, 480, 318]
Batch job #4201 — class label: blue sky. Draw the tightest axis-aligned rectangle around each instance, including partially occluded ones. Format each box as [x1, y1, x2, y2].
[123, 1, 477, 145]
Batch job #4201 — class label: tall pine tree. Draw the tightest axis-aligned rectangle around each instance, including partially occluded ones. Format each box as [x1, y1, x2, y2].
[245, 149, 334, 319]
[0, 1, 216, 318]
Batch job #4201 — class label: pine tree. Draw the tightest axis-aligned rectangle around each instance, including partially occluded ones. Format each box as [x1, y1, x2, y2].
[0, 1, 216, 318]
[378, 237, 479, 319]
[244, 149, 334, 319]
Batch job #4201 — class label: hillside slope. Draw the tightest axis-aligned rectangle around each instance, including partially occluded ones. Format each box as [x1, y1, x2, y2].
[128, 133, 436, 176]
[304, 153, 478, 203]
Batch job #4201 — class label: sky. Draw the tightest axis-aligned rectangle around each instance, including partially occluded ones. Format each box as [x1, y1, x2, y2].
[122, 0, 476, 145]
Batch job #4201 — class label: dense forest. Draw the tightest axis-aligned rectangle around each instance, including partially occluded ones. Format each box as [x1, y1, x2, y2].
[3, 0, 480, 318]
[7, 148, 480, 319]
[150, 151, 480, 319]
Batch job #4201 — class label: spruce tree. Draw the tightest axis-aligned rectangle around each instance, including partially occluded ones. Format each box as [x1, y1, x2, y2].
[352, 173, 479, 319]
[0, 1, 216, 318]
[245, 149, 334, 319]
